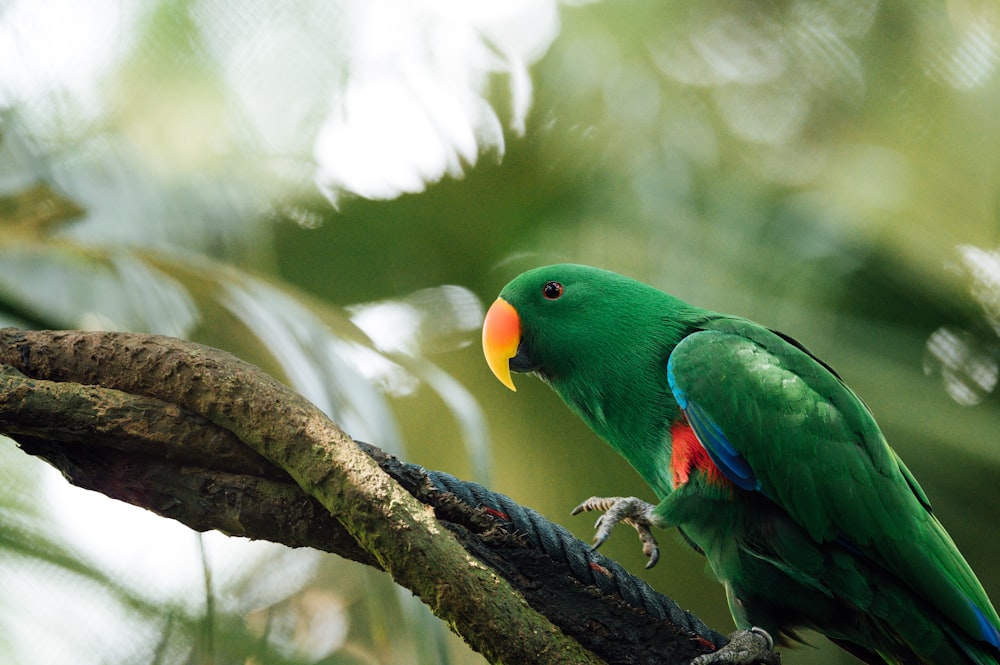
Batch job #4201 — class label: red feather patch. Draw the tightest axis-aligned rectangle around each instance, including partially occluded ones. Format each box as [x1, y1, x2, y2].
[670, 419, 729, 489]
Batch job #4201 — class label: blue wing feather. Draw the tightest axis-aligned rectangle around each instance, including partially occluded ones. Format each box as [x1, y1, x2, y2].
[668, 350, 760, 491]
[684, 401, 760, 491]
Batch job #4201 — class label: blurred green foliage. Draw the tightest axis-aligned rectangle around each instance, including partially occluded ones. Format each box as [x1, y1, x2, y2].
[2, 1, 999, 664]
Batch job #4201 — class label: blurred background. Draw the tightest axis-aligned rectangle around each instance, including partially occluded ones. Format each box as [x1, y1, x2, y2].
[1, 1, 999, 663]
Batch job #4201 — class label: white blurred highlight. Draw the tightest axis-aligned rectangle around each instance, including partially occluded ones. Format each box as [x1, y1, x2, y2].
[313, 0, 560, 205]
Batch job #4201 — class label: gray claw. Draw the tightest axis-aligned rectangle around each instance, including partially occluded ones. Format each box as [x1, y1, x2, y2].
[571, 495, 661, 567]
[691, 628, 779, 665]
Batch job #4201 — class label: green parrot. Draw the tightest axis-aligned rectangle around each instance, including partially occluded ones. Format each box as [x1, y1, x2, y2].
[481, 263, 1000, 665]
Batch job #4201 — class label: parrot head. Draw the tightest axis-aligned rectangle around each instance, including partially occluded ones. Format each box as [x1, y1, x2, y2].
[482, 265, 575, 391]
[482, 264, 692, 393]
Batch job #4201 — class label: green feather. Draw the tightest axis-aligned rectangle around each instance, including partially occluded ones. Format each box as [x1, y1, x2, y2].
[495, 264, 1000, 664]
[498, 263, 709, 498]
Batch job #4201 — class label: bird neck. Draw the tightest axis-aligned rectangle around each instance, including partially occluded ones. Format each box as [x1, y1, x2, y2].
[550, 317, 698, 499]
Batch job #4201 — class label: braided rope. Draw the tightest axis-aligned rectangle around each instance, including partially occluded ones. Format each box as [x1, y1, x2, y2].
[423, 467, 728, 649]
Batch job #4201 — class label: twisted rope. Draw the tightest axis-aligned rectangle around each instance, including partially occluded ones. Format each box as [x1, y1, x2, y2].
[422, 466, 728, 649]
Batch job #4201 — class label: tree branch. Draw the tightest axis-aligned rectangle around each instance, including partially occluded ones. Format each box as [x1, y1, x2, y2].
[0, 328, 736, 664]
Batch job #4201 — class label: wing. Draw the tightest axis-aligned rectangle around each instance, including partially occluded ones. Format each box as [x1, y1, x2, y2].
[666, 318, 1000, 650]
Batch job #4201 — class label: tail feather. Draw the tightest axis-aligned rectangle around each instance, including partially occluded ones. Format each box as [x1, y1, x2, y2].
[944, 624, 1000, 665]
[970, 600, 1000, 650]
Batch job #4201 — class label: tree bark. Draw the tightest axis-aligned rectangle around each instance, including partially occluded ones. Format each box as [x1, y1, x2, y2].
[0, 328, 737, 665]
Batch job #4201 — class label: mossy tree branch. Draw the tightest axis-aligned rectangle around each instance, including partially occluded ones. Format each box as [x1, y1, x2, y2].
[0, 328, 732, 665]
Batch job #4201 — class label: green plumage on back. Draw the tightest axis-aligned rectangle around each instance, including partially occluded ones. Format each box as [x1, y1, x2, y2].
[482, 264, 1000, 665]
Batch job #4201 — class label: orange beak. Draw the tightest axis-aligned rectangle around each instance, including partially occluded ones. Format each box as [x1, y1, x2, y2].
[482, 297, 521, 391]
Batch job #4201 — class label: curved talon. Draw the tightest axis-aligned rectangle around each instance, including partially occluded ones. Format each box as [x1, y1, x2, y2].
[591, 528, 611, 550]
[640, 528, 660, 569]
[571, 496, 620, 515]
[750, 627, 774, 652]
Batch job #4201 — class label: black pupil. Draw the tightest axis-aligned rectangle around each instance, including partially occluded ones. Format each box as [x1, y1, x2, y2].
[543, 282, 563, 299]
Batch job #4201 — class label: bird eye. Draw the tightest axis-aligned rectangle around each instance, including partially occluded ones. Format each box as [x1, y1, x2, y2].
[542, 281, 564, 300]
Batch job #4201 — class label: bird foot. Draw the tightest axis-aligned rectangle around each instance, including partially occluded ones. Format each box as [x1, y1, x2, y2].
[691, 628, 779, 665]
[571, 495, 660, 568]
